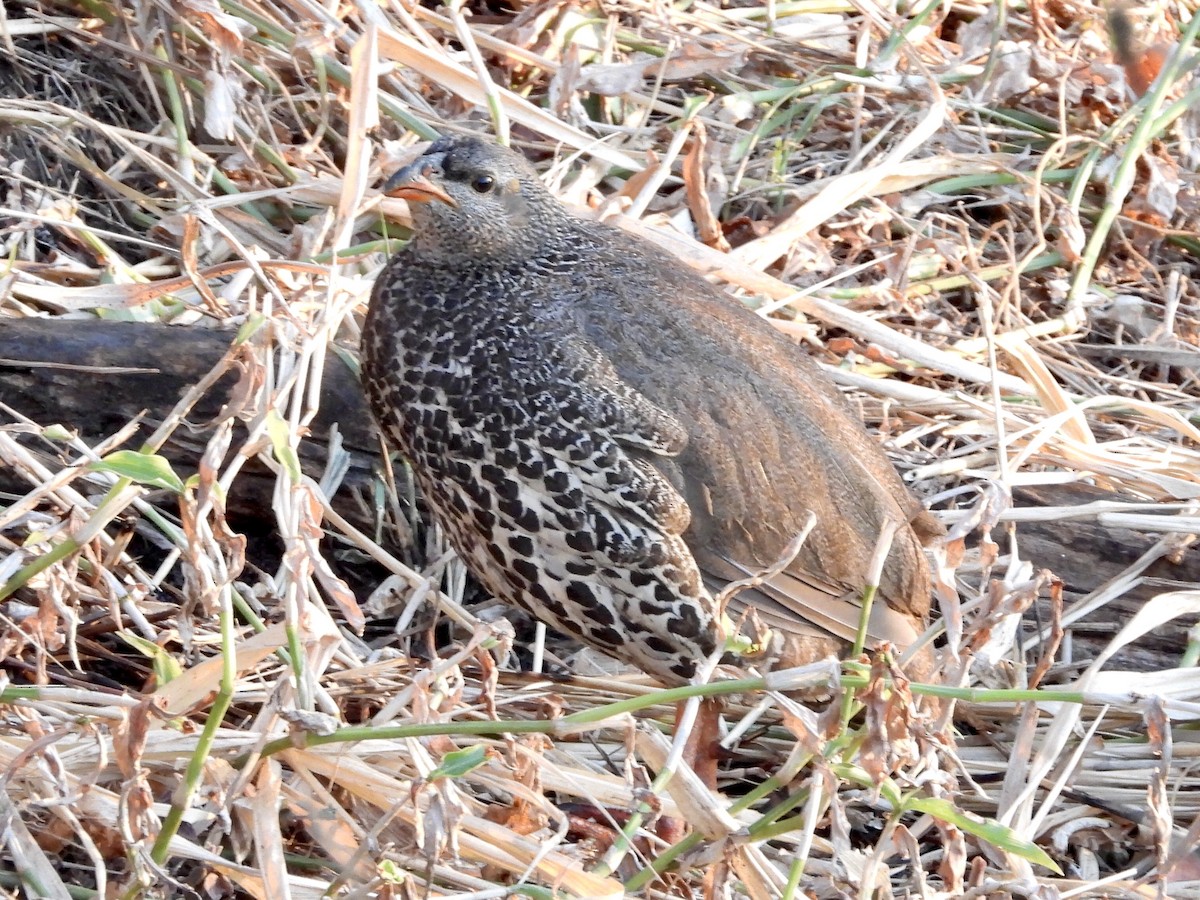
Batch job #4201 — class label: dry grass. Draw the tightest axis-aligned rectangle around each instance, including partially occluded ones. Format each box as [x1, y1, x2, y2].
[2, 0, 1200, 897]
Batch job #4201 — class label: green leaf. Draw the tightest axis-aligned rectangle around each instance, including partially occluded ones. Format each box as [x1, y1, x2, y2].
[722, 613, 770, 656]
[905, 796, 1062, 873]
[831, 763, 904, 808]
[428, 745, 489, 780]
[92, 450, 185, 493]
[265, 409, 302, 483]
[378, 860, 404, 884]
[40, 424, 73, 442]
[120, 632, 183, 685]
[235, 312, 267, 345]
[22, 530, 52, 547]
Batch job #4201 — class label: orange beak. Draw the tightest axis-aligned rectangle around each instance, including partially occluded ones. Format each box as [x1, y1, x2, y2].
[382, 162, 456, 207]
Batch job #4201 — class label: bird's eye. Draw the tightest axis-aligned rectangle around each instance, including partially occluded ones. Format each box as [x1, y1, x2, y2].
[471, 174, 495, 194]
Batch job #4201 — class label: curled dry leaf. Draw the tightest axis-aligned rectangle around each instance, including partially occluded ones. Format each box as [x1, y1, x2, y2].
[683, 122, 729, 251]
[113, 697, 165, 844]
[576, 58, 650, 97]
[180, 0, 254, 140]
[1127, 154, 1181, 227]
[297, 480, 365, 631]
[180, 0, 255, 57]
[577, 40, 747, 97]
[858, 654, 919, 784]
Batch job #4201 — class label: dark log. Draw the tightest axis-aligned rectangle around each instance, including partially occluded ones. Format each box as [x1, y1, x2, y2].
[0, 318, 385, 552]
[1011, 483, 1200, 671]
[2, 319, 1197, 670]
[1013, 484, 1200, 594]
[0, 317, 376, 465]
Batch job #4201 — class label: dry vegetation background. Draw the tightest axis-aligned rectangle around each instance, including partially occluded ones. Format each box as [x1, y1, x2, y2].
[2, 0, 1200, 897]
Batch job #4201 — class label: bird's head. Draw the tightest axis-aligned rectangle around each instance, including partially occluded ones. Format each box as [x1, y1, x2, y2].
[382, 136, 566, 263]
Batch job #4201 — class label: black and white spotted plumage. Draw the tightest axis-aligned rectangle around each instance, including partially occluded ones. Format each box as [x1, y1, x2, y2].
[362, 137, 940, 685]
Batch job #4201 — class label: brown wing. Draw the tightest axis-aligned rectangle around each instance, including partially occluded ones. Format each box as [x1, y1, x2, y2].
[571, 223, 938, 653]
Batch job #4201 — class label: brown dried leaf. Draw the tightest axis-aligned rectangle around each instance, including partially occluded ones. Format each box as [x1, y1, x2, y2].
[658, 40, 747, 82]
[1028, 576, 1064, 690]
[284, 785, 372, 881]
[1128, 154, 1181, 226]
[298, 481, 364, 631]
[859, 654, 918, 783]
[112, 696, 159, 780]
[936, 818, 967, 894]
[683, 123, 728, 251]
[113, 697, 165, 844]
[152, 623, 289, 716]
[180, 0, 254, 58]
[576, 59, 651, 97]
[1146, 697, 1172, 876]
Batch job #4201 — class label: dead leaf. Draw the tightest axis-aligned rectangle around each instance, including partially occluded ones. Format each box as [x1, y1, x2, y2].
[683, 122, 729, 251]
[576, 58, 651, 97]
[973, 41, 1036, 102]
[659, 40, 747, 81]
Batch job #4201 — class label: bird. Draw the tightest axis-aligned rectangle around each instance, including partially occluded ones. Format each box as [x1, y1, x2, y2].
[362, 135, 942, 688]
